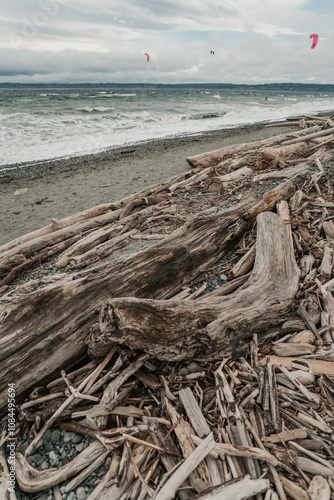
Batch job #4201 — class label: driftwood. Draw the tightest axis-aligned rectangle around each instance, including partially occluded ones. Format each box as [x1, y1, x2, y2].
[0, 210, 122, 276]
[87, 211, 300, 360]
[261, 356, 334, 376]
[16, 441, 106, 492]
[281, 125, 334, 145]
[2, 115, 334, 499]
[0, 203, 115, 254]
[186, 124, 321, 168]
[203, 166, 253, 192]
[0, 173, 306, 416]
[255, 141, 309, 170]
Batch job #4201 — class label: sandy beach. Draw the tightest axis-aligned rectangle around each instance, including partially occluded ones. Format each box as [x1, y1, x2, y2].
[0, 122, 299, 246]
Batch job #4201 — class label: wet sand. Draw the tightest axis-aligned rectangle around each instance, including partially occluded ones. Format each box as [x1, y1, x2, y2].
[0, 122, 299, 246]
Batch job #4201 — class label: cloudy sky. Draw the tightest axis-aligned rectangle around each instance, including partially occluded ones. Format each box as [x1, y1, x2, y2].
[0, 0, 333, 84]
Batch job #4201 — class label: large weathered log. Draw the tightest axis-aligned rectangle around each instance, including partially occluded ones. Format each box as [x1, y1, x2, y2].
[255, 142, 309, 170]
[88, 211, 300, 360]
[0, 210, 122, 276]
[0, 174, 307, 416]
[0, 203, 115, 255]
[0, 200, 251, 416]
[186, 125, 320, 168]
[281, 126, 334, 146]
[203, 166, 253, 192]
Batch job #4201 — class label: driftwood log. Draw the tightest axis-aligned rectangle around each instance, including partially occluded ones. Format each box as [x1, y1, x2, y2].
[89, 211, 300, 360]
[186, 124, 321, 168]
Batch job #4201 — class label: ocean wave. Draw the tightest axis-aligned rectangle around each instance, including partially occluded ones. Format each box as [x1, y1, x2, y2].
[110, 93, 137, 97]
[79, 106, 115, 113]
[187, 112, 226, 120]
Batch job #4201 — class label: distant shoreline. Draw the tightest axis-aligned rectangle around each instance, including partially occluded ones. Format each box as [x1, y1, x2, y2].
[1, 82, 334, 90]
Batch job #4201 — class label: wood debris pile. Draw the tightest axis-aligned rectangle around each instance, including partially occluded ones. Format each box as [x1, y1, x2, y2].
[1, 114, 334, 498]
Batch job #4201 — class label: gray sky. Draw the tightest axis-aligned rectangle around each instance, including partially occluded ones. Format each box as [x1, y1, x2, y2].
[1, 0, 333, 84]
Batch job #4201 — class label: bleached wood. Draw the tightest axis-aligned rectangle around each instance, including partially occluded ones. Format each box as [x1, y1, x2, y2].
[261, 356, 334, 376]
[186, 126, 320, 168]
[281, 126, 334, 146]
[192, 475, 270, 500]
[154, 433, 215, 500]
[308, 476, 330, 500]
[91, 211, 300, 361]
[279, 475, 309, 500]
[16, 441, 106, 493]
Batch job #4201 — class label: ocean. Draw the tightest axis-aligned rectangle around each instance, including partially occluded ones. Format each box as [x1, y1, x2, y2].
[1, 83, 334, 171]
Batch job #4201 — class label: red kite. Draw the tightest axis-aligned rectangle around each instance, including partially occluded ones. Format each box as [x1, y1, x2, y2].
[309, 34, 318, 49]
[144, 53, 150, 62]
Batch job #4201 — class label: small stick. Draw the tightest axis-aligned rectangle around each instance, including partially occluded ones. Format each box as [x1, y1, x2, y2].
[84, 346, 118, 393]
[20, 392, 65, 410]
[24, 364, 107, 456]
[123, 434, 181, 458]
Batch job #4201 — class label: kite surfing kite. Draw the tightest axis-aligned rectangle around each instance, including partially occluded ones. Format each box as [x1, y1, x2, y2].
[144, 53, 150, 62]
[210, 51, 215, 55]
[309, 34, 318, 49]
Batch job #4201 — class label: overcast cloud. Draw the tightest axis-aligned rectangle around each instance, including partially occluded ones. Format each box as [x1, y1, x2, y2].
[0, 0, 333, 84]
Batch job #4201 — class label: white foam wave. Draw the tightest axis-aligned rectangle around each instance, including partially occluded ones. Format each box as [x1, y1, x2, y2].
[1, 88, 334, 167]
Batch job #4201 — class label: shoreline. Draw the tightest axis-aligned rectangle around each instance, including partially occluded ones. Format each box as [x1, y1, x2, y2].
[0, 120, 294, 180]
[0, 120, 311, 245]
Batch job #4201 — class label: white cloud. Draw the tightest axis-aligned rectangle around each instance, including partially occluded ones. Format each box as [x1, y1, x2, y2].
[0, 0, 332, 83]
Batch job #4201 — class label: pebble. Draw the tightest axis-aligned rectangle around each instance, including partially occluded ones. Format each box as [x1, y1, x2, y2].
[37, 494, 49, 500]
[19, 442, 29, 454]
[64, 432, 75, 443]
[44, 441, 54, 452]
[76, 486, 87, 500]
[51, 430, 61, 442]
[76, 443, 85, 453]
[49, 450, 58, 461]
[31, 453, 44, 466]
[72, 433, 83, 444]
[36, 438, 44, 449]
[49, 450, 59, 466]
[44, 429, 52, 441]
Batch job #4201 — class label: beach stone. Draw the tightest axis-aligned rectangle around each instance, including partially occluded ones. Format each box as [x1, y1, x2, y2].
[27, 456, 35, 466]
[72, 433, 83, 444]
[41, 461, 49, 470]
[44, 441, 54, 452]
[66, 492, 76, 500]
[31, 453, 44, 466]
[44, 430, 52, 441]
[37, 494, 48, 500]
[49, 450, 58, 461]
[76, 443, 85, 453]
[36, 439, 44, 449]
[19, 442, 29, 454]
[51, 430, 61, 442]
[64, 432, 75, 443]
[76, 486, 87, 500]
[49, 450, 59, 466]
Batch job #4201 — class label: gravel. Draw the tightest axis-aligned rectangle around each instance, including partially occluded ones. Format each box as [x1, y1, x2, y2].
[12, 429, 108, 500]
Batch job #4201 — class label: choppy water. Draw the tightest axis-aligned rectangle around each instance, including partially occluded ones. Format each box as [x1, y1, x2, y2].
[1, 83, 334, 169]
